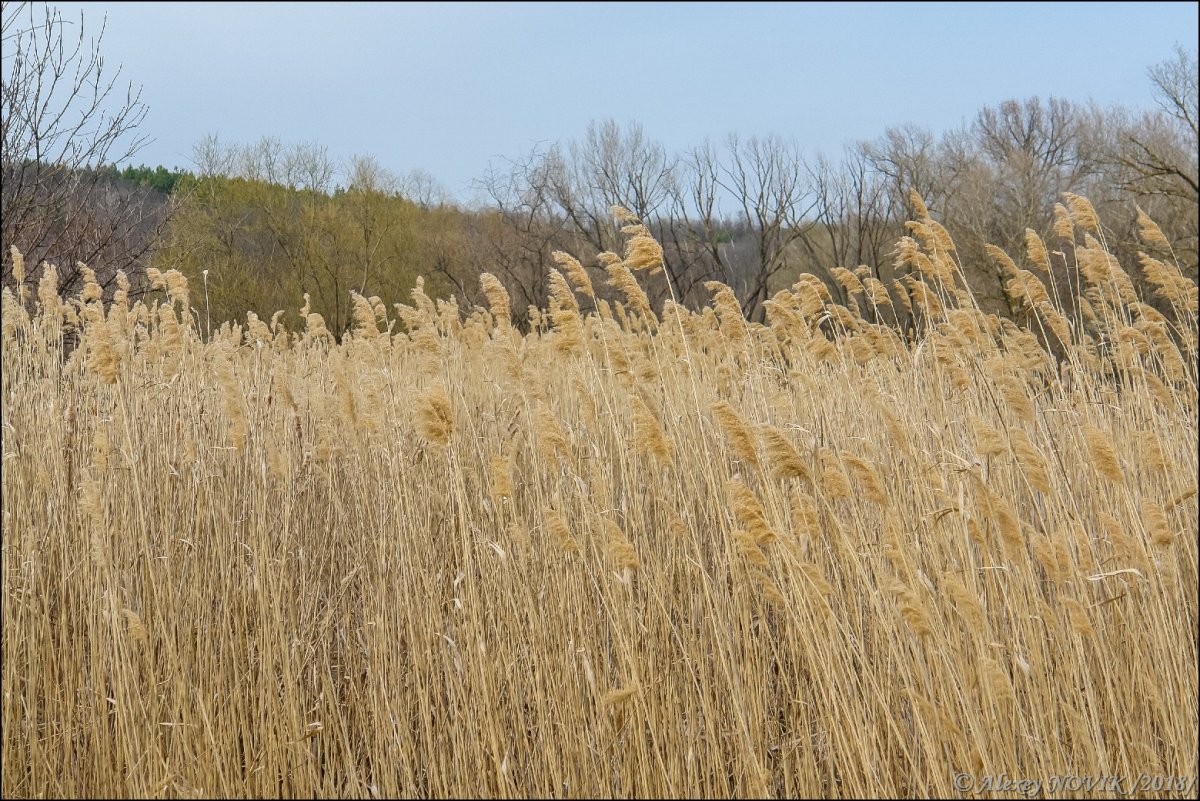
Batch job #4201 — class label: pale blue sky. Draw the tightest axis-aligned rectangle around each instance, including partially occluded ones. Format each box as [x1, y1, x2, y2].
[49, 2, 1200, 201]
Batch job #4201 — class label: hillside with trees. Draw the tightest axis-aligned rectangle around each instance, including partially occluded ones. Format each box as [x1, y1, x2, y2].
[3, 1, 1196, 338]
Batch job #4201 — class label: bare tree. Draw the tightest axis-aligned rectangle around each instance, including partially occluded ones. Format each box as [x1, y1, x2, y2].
[1119, 46, 1198, 201]
[240, 135, 286, 184]
[469, 147, 563, 315]
[804, 147, 901, 318]
[565, 119, 674, 239]
[399, 167, 450, 208]
[469, 122, 698, 316]
[671, 142, 733, 298]
[1094, 48, 1198, 276]
[344, 153, 402, 293]
[808, 149, 895, 273]
[863, 124, 948, 222]
[948, 98, 1109, 317]
[546, 120, 709, 308]
[284, 140, 335, 194]
[2, 0, 162, 295]
[192, 132, 238, 178]
[718, 133, 818, 321]
[649, 147, 728, 308]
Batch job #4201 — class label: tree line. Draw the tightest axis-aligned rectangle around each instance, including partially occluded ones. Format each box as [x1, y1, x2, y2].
[162, 64, 1196, 335]
[3, 1, 1195, 335]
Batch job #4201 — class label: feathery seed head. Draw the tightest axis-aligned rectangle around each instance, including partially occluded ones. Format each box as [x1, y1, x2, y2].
[551, 251, 595, 298]
[416, 385, 455, 445]
[1063, 193, 1101, 234]
[479, 272, 512, 326]
[711, 401, 760, 468]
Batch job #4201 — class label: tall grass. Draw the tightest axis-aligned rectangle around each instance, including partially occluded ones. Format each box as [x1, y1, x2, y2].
[2, 198, 1196, 798]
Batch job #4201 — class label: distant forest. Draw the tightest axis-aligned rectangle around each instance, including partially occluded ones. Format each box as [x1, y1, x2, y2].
[2, 0, 1195, 336]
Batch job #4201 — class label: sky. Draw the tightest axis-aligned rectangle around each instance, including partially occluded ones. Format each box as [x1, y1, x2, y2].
[35, 1, 1200, 203]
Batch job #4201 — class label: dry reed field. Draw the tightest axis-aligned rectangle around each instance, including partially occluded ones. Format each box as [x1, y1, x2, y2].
[2, 196, 1197, 798]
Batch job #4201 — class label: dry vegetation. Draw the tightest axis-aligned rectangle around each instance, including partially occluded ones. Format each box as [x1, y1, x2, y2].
[1, 196, 1197, 798]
